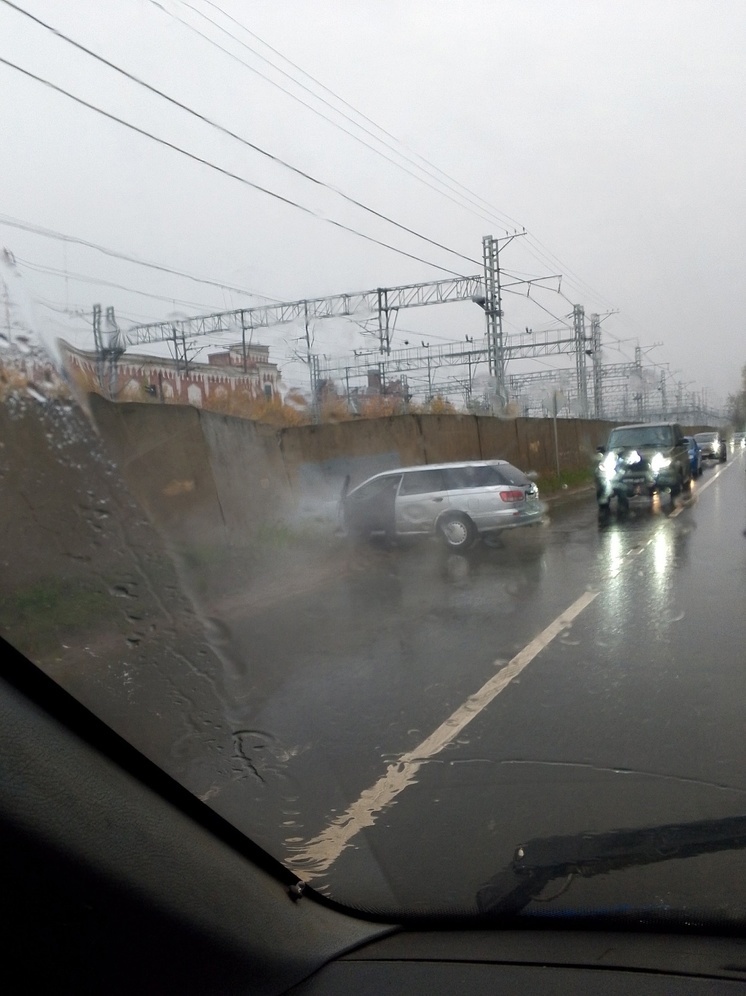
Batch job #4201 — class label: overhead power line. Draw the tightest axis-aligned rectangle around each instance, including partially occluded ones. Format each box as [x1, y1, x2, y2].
[522, 237, 618, 312]
[0, 55, 468, 278]
[192, 0, 626, 309]
[555, 288, 634, 360]
[187, 0, 529, 232]
[1, 0, 480, 270]
[4, 2, 625, 333]
[0, 213, 275, 299]
[166, 1, 623, 312]
[35, 295, 157, 325]
[150, 0, 519, 238]
[14, 256, 219, 311]
[198, 0, 526, 228]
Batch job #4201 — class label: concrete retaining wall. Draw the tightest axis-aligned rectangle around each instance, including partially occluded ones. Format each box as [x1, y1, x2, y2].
[88, 399, 616, 546]
[88, 397, 718, 550]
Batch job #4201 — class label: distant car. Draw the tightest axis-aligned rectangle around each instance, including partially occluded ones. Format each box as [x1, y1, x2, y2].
[341, 460, 546, 551]
[594, 421, 692, 513]
[732, 431, 746, 451]
[694, 431, 727, 463]
[682, 436, 703, 477]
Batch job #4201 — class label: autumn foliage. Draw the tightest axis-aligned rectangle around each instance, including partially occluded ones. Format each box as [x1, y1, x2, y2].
[46, 350, 467, 425]
[0, 354, 71, 403]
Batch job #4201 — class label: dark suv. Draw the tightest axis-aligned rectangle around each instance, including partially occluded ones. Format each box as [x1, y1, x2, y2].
[595, 422, 692, 512]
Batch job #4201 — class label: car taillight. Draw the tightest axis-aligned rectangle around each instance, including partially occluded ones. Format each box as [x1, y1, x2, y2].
[500, 489, 525, 503]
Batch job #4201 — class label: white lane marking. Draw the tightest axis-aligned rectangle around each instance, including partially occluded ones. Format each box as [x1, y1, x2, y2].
[290, 456, 742, 878]
[670, 459, 735, 517]
[287, 588, 599, 880]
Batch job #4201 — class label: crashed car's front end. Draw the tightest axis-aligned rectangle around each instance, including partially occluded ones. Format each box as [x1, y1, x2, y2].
[595, 446, 678, 507]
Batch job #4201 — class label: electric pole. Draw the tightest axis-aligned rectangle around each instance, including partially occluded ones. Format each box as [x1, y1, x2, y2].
[304, 301, 322, 423]
[92, 304, 123, 399]
[634, 346, 644, 420]
[482, 232, 525, 410]
[377, 287, 392, 354]
[590, 313, 602, 418]
[573, 305, 588, 417]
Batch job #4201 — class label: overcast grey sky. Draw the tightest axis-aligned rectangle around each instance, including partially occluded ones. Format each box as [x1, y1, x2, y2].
[1, 0, 744, 405]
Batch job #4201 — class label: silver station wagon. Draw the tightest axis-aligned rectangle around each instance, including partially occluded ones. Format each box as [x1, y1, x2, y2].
[341, 460, 546, 551]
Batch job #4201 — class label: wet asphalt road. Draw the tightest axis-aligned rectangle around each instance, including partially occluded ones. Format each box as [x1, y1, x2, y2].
[213, 451, 746, 916]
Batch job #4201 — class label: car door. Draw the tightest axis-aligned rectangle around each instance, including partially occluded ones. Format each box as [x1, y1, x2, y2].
[395, 468, 449, 534]
[345, 474, 402, 535]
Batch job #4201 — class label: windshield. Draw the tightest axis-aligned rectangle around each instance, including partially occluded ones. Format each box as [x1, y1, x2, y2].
[2, 0, 746, 928]
[607, 426, 673, 449]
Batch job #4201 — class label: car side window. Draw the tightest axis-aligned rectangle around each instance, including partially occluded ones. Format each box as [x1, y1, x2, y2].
[399, 469, 447, 495]
[352, 475, 400, 500]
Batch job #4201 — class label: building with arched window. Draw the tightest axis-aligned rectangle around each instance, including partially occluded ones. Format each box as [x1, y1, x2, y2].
[60, 341, 281, 413]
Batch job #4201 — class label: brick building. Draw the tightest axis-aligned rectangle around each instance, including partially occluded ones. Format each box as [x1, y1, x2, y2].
[60, 340, 281, 410]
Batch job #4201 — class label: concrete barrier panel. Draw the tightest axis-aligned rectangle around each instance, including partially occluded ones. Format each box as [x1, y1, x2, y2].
[89, 396, 228, 551]
[278, 415, 424, 489]
[474, 418, 521, 465]
[515, 417, 554, 474]
[580, 420, 612, 458]
[418, 414, 481, 464]
[198, 412, 293, 542]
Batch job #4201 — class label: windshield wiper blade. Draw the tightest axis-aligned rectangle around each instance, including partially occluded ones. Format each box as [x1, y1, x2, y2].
[477, 814, 746, 916]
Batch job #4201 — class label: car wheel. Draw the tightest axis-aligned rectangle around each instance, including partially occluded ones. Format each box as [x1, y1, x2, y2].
[683, 469, 693, 492]
[670, 473, 682, 497]
[437, 512, 476, 551]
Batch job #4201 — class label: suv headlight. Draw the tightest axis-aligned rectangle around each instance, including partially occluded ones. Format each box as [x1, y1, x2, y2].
[651, 452, 671, 474]
[601, 452, 618, 478]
